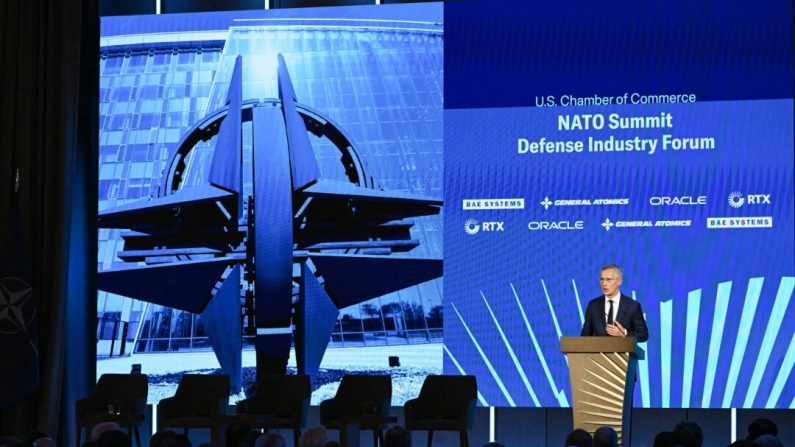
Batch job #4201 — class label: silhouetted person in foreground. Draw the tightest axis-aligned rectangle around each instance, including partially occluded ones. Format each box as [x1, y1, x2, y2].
[593, 426, 617, 447]
[385, 426, 411, 447]
[97, 430, 130, 447]
[150, 430, 176, 447]
[32, 438, 56, 447]
[653, 431, 674, 447]
[225, 423, 252, 447]
[91, 422, 121, 443]
[240, 430, 261, 447]
[751, 435, 783, 447]
[255, 433, 285, 447]
[672, 421, 703, 447]
[298, 427, 328, 447]
[747, 418, 778, 442]
[150, 431, 190, 447]
[565, 428, 593, 447]
[23, 430, 49, 447]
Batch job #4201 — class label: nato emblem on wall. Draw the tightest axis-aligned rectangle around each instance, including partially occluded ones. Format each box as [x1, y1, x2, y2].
[97, 54, 443, 391]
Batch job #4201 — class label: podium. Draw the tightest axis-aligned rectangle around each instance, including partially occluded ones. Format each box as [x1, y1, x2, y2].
[560, 336, 639, 446]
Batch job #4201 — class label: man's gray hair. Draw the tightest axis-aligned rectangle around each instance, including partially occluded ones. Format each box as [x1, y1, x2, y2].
[601, 264, 623, 278]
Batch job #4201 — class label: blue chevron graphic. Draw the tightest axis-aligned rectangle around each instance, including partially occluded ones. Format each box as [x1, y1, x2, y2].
[444, 276, 795, 408]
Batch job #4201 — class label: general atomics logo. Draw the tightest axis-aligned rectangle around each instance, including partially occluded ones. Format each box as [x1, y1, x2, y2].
[464, 219, 480, 235]
[540, 197, 628, 209]
[601, 217, 691, 231]
[728, 192, 745, 208]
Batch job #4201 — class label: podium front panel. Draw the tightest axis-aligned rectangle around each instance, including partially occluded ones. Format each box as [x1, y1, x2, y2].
[562, 337, 637, 447]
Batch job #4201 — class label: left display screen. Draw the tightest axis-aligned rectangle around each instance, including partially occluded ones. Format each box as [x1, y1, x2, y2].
[96, 3, 444, 405]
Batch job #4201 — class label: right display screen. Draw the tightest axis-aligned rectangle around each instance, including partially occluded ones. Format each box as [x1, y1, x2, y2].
[442, 0, 795, 409]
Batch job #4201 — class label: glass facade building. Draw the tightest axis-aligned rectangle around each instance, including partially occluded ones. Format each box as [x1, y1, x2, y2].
[97, 7, 443, 358]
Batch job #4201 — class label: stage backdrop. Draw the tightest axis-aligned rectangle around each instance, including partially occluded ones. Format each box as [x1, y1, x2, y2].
[443, 0, 795, 408]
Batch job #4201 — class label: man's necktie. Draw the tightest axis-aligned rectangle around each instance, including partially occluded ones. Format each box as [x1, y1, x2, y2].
[607, 300, 614, 325]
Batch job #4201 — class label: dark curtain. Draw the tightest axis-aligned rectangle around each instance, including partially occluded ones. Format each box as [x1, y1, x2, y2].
[0, 0, 98, 444]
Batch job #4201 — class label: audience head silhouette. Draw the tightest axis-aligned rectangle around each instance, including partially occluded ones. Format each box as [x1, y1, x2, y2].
[565, 428, 593, 447]
[150, 430, 190, 447]
[298, 426, 328, 447]
[593, 426, 617, 447]
[385, 426, 411, 447]
[255, 432, 286, 447]
[751, 435, 783, 447]
[23, 430, 49, 447]
[225, 422, 251, 447]
[90, 422, 121, 442]
[32, 438, 57, 447]
[672, 421, 703, 447]
[747, 418, 778, 441]
[652, 430, 674, 447]
[97, 430, 130, 447]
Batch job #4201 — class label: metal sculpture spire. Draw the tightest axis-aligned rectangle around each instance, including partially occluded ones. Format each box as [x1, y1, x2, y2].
[97, 55, 442, 389]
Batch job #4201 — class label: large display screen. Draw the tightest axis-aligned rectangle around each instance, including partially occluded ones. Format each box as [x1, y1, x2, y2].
[97, 0, 795, 410]
[443, 0, 795, 408]
[97, 3, 443, 404]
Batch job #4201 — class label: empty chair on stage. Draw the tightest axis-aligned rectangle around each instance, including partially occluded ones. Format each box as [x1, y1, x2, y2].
[75, 373, 149, 447]
[320, 375, 393, 446]
[158, 374, 230, 436]
[404, 375, 478, 447]
[236, 374, 311, 446]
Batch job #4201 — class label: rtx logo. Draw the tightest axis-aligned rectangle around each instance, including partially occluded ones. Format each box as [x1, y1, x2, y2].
[728, 192, 771, 208]
[464, 219, 504, 235]
[482, 222, 505, 231]
[464, 219, 480, 235]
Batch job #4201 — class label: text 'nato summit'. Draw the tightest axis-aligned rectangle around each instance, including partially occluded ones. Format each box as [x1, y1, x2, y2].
[517, 112, 716, 156]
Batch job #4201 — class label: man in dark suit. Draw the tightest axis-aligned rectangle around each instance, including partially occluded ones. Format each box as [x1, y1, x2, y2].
[581, 264, 649, 342]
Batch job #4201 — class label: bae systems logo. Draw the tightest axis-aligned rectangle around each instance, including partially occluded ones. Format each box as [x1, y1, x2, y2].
[602, 217, 691, 230]
[707, 217, 773, 229]
[649, 196, 707, 206]
[465, 219, 504, 235]
[528, 220, 584, 231]
[463, 198, 524, 210]
[540, 197, 628, 210]
[728, 192, 771, 208]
